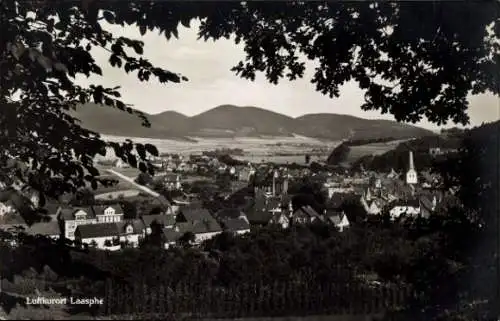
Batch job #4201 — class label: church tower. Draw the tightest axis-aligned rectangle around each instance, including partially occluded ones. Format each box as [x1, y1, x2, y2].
[406, 151, 418, 185]
[272, 169, 279, 196]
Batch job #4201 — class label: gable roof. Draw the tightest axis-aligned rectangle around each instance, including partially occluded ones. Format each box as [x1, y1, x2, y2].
[215, 208, 246, 220]
[59, 206, 95, 221]
[294, 205, 322, 220]
[117, 219, 145, 234]
[75, 223, 120, 239]
[180, 208, 213, 222]
[93, 204, 123, 215]
[163, 228, 182, 243]
[175, 219, 222, 235]
[327, 213, 349, 226]
[142, 214, 175, 228]
[223, 218, 251, 232]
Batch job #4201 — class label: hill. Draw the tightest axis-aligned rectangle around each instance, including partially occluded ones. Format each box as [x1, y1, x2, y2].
[350, 131, 465, 172]
[295, 114, 432, 141]
[70, 104, 435, 141]
[189, 105, 297, 137]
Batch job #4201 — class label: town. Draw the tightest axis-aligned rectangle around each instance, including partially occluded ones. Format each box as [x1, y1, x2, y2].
[0, 146, 450, 252]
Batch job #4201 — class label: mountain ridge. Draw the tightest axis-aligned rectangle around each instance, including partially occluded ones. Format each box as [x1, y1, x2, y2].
[70, 104, 435, 141]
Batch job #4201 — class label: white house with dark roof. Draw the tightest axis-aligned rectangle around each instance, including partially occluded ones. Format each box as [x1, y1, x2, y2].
[74, 223, 121, 250]
[117, 220, 144, 248]
[93, 205, 124, 223]
[141, 214, 175, 235]
[175, 220, 223, 244]
[324, 210, 350, 232]
[291, 205, 323, 225]
[163, 228, 182, 249]
[58, 206, 97, 240]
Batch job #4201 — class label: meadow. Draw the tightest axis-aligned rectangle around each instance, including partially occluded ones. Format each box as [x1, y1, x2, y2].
[98, 134, 339, 162]
[95, 134, 402, 167]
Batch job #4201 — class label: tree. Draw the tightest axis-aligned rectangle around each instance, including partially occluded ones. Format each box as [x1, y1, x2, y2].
[2, 1, 500, 318]
[178, 232, 196, 248]
[135, 172, 153, 186]
[2, 1, 497, 206]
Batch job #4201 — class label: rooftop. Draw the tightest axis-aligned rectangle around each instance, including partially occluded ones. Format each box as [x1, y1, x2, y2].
[75, 223, 120, 239]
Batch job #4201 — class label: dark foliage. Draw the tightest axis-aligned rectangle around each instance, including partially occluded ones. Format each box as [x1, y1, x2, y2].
[327, 142, 351, 165]
[352, 134, 462, 172]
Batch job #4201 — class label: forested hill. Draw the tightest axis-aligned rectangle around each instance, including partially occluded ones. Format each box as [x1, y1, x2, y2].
[349, 125, 482, 172]
[70, 104, 434, 141]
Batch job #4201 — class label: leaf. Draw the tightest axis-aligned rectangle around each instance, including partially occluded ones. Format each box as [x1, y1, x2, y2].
[128, 154, 138, 168]
[138, 161, 147, 173]
[180, 17, 191, 28]
[139, 25, 147, 36]
[103, 96, 114, 107]
[116, 101, 125, 110]
[135, 143, 146, 159]
[132, 42, 144, 55]
[145, 144, 159, 157]
[87, 166, 99, 177]
[103, 10, 115, 23]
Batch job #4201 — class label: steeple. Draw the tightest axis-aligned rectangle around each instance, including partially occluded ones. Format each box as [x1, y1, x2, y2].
[406, 150, 418, 185]
[272, 169, 279, 196]
[409, 151, 415, 171]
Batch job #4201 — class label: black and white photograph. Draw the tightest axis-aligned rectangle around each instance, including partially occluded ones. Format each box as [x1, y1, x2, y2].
[0, 1, 499, 320]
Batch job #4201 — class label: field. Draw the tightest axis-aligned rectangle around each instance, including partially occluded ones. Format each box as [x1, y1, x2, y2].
[98, 134, 339, 164]
[94, 134, 405, 167]
[345, 140, 405, 162]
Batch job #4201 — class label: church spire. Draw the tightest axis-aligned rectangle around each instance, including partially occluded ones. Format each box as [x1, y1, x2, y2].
[409, 150, 415, 171]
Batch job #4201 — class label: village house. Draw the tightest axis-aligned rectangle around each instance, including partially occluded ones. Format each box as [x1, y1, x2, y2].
[58, 206, 97, 240]
[163, 228, 182, 249]
[291, 205, 323, 225]
[324, 210, 350, 232]
[269, 209, 291, 229]
[162, 173, 182, 190]
[174, 208, 223, 244]
[117, 220, 144, 248]
[141, 214, 175, 235]
[74, 223, 121, 251]
[221, 217, 251, 235]
[93, 205, 124, 223]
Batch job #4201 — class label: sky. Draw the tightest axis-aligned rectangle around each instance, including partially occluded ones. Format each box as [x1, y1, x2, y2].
[76, 20, 499, 131]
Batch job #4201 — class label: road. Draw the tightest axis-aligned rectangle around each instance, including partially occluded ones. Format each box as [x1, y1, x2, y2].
[105, 169, 160, 198]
